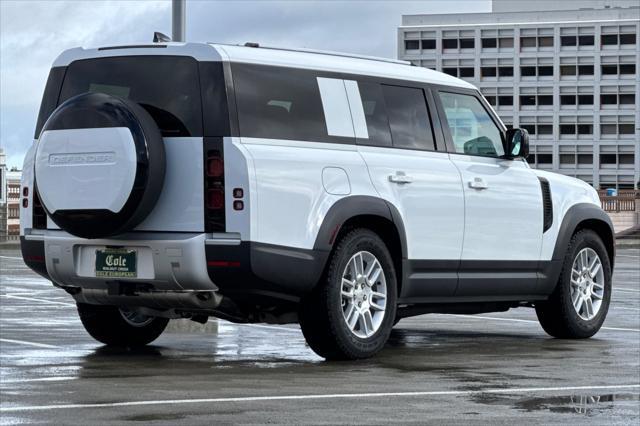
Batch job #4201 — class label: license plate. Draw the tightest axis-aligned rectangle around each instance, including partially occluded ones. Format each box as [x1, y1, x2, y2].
[95, 248, 137, 278]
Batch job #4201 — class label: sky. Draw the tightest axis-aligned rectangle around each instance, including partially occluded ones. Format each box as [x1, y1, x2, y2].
[0, 0, 491, 169]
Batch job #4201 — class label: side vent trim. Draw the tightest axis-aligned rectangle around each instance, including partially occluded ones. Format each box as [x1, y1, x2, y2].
[539, 177, 553, 233]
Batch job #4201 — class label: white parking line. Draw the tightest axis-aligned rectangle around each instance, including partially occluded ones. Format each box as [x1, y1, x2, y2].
[0, 338, 60, 349]
[218, 318, 300, 333]
[615, 306, 640, 311]
[0, 376, 77, 384]
[0, 294, 75, 307]
[1, 384, 638, 412]
[617, 254, 640, 259]
[440, 314, 640, 332]
[0, 255, 22, 260]
[615, 287, 640, 293]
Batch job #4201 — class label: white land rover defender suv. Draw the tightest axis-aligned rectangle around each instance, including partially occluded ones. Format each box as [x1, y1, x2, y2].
[20, 42, 614, 360]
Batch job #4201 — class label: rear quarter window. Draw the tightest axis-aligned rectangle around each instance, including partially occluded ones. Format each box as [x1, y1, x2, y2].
[232, 64, 331, 142]
[59, 56, 203, 137]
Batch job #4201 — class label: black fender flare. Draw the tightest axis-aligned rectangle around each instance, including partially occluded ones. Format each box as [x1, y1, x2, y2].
[313, 195, 408, 259]
[551, 203, 615, 266]
[539, 202, 616, 295]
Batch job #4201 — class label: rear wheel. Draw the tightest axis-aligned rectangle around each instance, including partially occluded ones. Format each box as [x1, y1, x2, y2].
[535, 229, 612, 338]
[77, 303, 169, 347]
[299, 228, 397, 360]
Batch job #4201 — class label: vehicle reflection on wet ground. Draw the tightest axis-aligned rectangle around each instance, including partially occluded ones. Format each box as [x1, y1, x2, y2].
[1, 248, 638, 424]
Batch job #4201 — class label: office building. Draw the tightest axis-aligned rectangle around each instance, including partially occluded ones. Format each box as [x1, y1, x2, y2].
[398, 0, 639, 189]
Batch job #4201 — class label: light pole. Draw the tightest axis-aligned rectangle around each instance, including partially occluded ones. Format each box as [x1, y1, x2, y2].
[172, 0, 186, 42]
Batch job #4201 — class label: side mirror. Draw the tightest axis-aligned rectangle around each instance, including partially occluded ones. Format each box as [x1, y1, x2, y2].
[505, 128, 529, 159]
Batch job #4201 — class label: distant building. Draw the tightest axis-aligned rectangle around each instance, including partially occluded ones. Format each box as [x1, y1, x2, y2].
[398, 0, 640, 189]
[0, 149, 6, 241]
[5, 168, 21, 241]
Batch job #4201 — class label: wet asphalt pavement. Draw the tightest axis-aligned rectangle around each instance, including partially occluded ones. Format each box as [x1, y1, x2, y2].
[1, 247, 639, 425]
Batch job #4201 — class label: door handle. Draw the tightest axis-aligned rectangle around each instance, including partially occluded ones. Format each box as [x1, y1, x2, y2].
[468, 177, 489, 190]
[389, 172, 413, 184]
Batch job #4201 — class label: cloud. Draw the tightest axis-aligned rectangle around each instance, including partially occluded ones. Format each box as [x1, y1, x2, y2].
[0, 0, 489, 169]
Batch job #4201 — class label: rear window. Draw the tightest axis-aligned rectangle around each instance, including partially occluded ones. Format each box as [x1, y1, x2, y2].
[59, 56, 202, 137]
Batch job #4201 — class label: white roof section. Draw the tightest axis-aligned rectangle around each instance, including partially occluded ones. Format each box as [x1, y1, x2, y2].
[212, 43, 475, 90]
[50, 42, 475, 90]
[52, 42, 221, 67]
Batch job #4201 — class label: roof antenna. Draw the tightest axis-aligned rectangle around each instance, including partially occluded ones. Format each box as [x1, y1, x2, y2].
[153, 32, 171, 43]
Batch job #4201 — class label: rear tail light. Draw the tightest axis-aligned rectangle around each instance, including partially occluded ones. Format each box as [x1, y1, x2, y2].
[32, 187, 47, 229]
[204, 146, 225, 232]
[207, 188, 224, 210]
[207, 155, 224, 178]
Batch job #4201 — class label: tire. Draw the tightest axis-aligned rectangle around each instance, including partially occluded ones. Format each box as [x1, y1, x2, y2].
[535, 229, 612, 339]
[77, 303, 169, 347]
[299, 228, 397, 360]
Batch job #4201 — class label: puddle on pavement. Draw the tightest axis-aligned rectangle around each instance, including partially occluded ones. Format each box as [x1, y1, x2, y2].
[474, 392, 640, 416]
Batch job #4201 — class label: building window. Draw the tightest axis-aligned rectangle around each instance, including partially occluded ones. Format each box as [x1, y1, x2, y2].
[520, 87, 553, 109]
[481, 88, 513, 109]
[619, 33, 636, 45]
[601, 34, 618, 45]
[482, 66, 497, 77]
[519, 116, 552, 137]
[561, 36, 577, 46]
[498, 66, 514, 77]
[520, 58, 554, 78]
[443, 38, 458, 49]
[560, 124, 576, 135]
[499, 38, 514, 48]
[404, 40, 419, 50]
[521, 37, 536, 48]
[459, 38, 474, 49]
[578, 123, 593, 135]
[538, 36, 553, 47]
[578, 65, 594, 75]
[578, 35, 594, 46]
[600, 86, 636, 108]
[482, 38, 497, 48]
[441, 58, 475, 79]
[537, 153, 553, 164]
[560, 65, 576, 76]
[421, 39, 436, 49]
[620, 64, 636, 74]
[602, 56, 637, 77]
[577, 154, 593, 164]
[600, 116, 636, 137]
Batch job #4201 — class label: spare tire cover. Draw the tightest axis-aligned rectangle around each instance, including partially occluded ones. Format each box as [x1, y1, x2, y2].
[35, 92, 165, 239]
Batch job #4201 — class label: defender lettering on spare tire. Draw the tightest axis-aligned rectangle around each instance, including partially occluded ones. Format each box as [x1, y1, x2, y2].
[34, 92, 165, 239]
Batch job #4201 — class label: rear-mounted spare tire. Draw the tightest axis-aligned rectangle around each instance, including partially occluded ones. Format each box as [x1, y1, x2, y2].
[34, 92, 165, 239]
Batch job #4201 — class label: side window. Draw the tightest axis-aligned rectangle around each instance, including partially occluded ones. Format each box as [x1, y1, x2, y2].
[381, 85, 435, 151]
[439, 91, 505, 157]
[232, 64, 328, 142]
[356, 82, 392, 147]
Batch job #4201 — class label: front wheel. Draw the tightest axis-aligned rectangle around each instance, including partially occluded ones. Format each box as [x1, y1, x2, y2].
[299, 228, 397, 360]
[536, 229, 612, 338]
[77, 303, 169, 347]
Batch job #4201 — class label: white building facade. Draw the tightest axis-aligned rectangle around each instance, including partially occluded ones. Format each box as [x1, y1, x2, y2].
[398, 0, 639, 189]
[0, 149, 6, 241]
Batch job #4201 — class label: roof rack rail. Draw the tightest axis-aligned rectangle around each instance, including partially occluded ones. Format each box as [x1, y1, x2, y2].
[219, 42, 412, 66]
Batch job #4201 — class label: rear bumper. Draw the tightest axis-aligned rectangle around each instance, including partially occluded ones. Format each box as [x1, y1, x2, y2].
[21, 230, 328, 309]
[24, 230, 217, 291]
